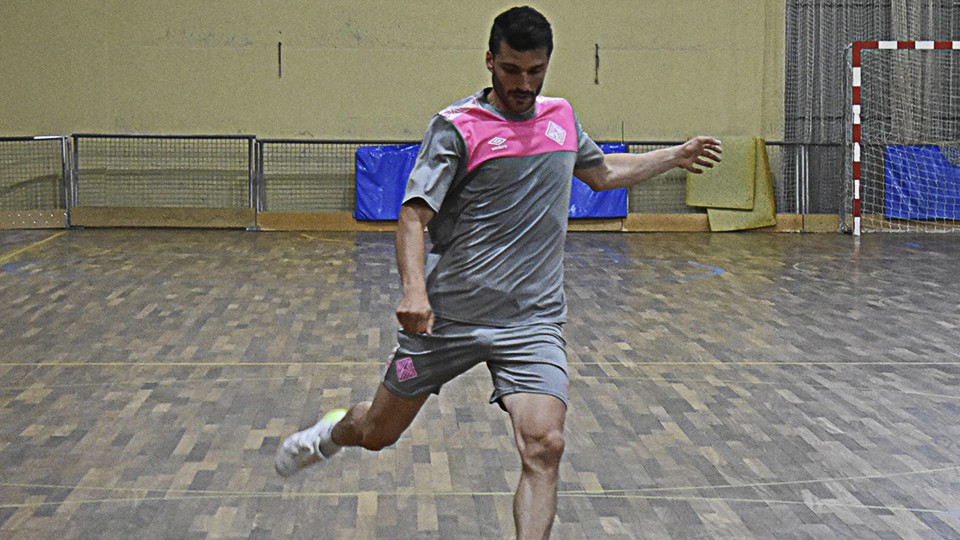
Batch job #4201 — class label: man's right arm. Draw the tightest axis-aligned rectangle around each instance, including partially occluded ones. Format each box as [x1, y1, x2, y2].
[395, 198, 436, 334]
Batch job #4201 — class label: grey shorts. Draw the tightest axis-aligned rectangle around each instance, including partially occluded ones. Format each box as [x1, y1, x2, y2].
[381, 317, 569, 407]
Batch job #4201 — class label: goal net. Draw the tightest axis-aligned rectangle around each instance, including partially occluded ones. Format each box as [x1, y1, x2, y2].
[844, 41, 960, 235]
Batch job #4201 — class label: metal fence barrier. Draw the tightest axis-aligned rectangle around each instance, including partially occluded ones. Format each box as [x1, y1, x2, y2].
[72, 134, 255, 210]
[0, 136, 69, 211]
[257, 139, 382, 213]
[0, 134, 838, 229]
[0, 136, 70, 228]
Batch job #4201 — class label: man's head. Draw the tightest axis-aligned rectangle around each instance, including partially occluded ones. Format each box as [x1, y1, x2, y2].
[485, 6, 554, 116]
[488, 6, 553, 58]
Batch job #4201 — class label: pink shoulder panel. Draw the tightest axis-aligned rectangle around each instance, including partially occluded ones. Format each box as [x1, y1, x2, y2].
[446, 97, 579, 172]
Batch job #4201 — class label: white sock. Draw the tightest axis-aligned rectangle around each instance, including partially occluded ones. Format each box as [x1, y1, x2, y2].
[318, 421, 342, 457]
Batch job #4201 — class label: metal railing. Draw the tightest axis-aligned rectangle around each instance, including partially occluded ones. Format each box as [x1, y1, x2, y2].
[0, 134, 841, 228]
[0, 136, 70, 212]
[71, 134, 256, 210]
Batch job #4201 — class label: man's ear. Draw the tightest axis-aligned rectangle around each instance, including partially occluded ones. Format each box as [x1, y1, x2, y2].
[486, 50, 494, 73]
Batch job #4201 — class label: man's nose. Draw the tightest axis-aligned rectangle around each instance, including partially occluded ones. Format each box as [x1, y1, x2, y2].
[518, 73, 534, 92]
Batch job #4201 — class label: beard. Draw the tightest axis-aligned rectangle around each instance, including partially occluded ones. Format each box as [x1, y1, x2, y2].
[491, 71, 543, 115]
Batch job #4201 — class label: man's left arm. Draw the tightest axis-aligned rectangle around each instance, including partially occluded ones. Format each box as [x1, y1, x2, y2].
[575, 136, 722, 192]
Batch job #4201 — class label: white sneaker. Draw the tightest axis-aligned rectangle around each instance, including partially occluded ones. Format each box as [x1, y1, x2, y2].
[275, 408, 348, 477]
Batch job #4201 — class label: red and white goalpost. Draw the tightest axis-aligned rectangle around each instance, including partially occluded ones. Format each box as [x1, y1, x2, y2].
[847, 40, 960, 235]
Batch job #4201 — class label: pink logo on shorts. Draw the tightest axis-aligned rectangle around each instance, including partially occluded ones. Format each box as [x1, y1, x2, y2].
[395, 357, 418, 382]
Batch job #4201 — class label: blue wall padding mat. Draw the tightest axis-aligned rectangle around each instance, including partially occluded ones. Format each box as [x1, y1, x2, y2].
[885, 145, 960, 220]
[354, 144, 421, 220]
[354, 142, 628, 220]
[570, 143, 627, 218]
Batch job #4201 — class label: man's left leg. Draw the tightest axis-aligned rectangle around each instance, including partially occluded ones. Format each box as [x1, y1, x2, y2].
[500, 392, 566, 540]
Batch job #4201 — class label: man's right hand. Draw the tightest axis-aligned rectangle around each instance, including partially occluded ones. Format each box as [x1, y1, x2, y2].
[396, 291, 434, 334]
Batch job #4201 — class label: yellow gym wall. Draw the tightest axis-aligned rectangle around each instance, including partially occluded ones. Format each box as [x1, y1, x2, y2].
[0, 1, 784, 142]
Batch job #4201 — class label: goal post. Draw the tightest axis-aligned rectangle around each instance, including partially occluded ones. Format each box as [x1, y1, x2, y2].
[845, 40, 960, 235]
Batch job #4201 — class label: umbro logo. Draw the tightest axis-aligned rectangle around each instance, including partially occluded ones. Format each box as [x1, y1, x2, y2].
[545, 121, 566, 145]
[488, 136, 508, 151]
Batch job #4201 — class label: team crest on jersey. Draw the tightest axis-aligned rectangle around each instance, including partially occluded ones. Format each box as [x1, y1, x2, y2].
[545, 121, 567, 145]
[488, 136, 508, 151]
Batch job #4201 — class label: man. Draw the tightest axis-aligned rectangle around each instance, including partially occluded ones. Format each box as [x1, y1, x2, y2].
[277, 6, 721, 538]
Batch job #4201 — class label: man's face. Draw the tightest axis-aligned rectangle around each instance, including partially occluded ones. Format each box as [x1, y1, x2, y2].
[486, 41, 550, 116]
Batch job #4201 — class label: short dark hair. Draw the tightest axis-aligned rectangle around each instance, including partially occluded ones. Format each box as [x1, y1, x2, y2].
[488, 6, 553, 57]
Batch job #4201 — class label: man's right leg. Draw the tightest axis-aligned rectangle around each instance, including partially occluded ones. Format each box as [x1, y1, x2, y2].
[332, 383, 429, 451]
[340, 319, 479, 450]
[275, 384, 428, 477]
[277, 319, 475, 477]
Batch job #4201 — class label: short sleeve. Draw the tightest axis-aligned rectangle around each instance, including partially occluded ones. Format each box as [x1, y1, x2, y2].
[574, 115, 605, 170]
[402, 115, 465, 212]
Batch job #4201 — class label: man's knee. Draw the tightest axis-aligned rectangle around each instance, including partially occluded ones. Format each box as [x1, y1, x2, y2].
[342, 410, 403, 451]
[518, 427, 565, 470]
[359, 426, 402, 451]
[335, 386, 427, 451]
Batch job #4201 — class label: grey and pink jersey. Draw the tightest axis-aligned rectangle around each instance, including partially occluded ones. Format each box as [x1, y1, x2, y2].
[403, 88, 605, 326]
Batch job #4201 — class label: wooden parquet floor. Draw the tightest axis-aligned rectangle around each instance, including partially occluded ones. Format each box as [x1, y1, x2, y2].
[1, 229, 958, 539]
